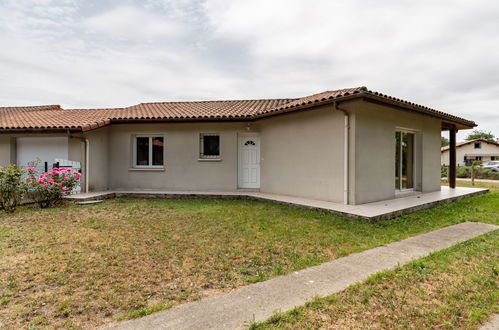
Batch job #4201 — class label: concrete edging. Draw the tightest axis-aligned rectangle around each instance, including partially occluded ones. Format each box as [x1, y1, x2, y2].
[65, 188, 488, 222]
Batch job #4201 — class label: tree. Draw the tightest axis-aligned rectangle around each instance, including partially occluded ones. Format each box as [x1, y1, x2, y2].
[441, 136, 449, 147]
[465, 130, 496, 143]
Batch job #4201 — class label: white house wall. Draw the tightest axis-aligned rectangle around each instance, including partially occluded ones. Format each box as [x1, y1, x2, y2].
[441, 141, 499, 166]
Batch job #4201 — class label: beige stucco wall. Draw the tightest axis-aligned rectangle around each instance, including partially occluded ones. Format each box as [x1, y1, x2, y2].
[0, 136, 13, 167]
[84, 128, 110, 191]
[258, 105, 345, 202]
[87, 109, 346, 202]
[343, 100, 442, 204]
[441, 141, 499, 166]
[103, 122, 246, 191]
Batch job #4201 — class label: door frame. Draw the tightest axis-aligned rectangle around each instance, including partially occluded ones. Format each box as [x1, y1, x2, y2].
[237, 133, 261, 189]
[395, 128, 417, 194]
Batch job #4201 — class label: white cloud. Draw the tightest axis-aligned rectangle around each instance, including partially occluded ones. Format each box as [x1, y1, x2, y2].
[0, 0, 498, 138]
[83, 6, 183, 42]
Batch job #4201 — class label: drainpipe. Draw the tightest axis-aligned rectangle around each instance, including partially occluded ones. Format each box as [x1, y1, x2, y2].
[84, 138, 89, 193]
[335, 102, 349, 205]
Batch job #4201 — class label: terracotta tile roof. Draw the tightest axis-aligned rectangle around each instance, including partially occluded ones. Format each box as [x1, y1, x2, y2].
[122, 98, 296, 120]
[0, 106, 120, 131]
[253, 87, 476, 128]
[441, 138, 499, 151]
[0, 87, 476, 132]
[0, 104, 61, 114]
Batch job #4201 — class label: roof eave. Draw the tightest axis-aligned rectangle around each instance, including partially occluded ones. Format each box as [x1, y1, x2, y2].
[360, 94, 476, 130]
[0, 127, 83, 134]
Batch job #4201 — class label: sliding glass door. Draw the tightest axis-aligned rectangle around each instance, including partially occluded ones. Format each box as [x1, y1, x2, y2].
[395, 131, 415, 191]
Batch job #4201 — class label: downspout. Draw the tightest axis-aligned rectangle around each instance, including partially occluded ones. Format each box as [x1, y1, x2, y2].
[335, 102, 349, 205]
[84, 138, 89, 193]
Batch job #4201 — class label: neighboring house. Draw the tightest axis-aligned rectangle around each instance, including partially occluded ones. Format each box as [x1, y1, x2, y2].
[0, 87, 475, 205]
[441, 139, 499, 166]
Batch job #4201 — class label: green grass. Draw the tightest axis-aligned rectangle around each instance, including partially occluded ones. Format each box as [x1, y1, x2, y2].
[250, 230, 499, 329]
[0, 189, 498, 328]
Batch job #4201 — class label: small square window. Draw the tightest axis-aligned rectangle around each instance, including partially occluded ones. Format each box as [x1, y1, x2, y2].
[200, 134, 220, 159]
[474, 142, 481, 149]
[134, 135, 164, 167]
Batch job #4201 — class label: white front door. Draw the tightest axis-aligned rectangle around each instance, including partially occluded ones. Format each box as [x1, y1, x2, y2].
[238, 134, 260, 188]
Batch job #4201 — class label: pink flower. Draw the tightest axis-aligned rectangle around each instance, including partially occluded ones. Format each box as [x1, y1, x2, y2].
[64, 176, 69, 180]
[43, 184, 48, 188]
[37, 179, 44, 184]
[57, 182, 62, 186]
[27, 167, 34, 172]
[62, 187, 67, 191]
[49, 178, 54, 183]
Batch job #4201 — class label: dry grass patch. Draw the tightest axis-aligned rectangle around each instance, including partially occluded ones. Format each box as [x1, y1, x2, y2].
[0, 194, 498, 329]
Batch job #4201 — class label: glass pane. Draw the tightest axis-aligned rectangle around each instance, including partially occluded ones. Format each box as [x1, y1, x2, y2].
[401, 132, 414, 189]
[395, 132, 400, 190]
[136, 137, 149, 166]
[152, 137, 164, 166]
[203, 135, 220, 157]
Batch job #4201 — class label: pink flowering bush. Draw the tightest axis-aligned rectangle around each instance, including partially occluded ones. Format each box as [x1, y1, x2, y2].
[26, 167, 81, 208]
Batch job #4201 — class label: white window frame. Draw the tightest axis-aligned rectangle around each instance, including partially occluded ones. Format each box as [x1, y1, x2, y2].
[199, 133, 221, 160]
[132, 135, 165, 168]
[474, 142, 481, 149]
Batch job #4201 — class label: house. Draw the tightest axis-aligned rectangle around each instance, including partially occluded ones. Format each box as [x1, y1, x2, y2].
[441, 139, 499, 166]
[0, 87, 475, 205]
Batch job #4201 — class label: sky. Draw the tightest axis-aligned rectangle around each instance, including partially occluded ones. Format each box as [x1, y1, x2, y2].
[0, 0, 498, 141]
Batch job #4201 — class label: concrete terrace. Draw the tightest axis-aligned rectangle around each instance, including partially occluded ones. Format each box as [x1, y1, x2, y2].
[65, 186, 487, 222]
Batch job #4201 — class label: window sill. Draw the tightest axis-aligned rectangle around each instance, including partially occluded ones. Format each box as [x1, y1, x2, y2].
[198, 158, 222, 162]
[128, 168, 165, 172]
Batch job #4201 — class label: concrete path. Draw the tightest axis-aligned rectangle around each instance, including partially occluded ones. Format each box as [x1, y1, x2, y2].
[106, 222, 498, 330]
[67, 186, 488, 222]
[480, 314, 499, 330]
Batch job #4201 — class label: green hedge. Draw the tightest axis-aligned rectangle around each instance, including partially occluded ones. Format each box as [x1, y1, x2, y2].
[455, 166, 499, 179]
[441, 166, 499, 180]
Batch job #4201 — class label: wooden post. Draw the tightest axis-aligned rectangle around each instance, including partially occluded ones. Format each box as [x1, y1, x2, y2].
[449, 126, 457, 188]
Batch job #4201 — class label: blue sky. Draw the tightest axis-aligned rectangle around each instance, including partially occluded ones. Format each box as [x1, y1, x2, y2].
[0, 0, 498, 140]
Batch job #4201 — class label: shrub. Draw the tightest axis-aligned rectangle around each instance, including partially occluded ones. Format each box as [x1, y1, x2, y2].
[454, 166, 499, 180]
[456, 166, 471, 178]
[26, 167, 81, 208]
[441, 165, 448, 178]
[0, 165, 27, 213]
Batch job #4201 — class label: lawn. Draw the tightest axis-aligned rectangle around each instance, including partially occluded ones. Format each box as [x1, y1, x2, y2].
[0, 189, 498, 328]
[441, 178, 499, 190]
[251, 230, 498, 329]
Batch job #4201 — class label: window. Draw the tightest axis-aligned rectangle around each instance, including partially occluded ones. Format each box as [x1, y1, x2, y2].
[476, 156, 482, 161]
[492, 156, 498, 161]
[474, 142, 481, 149]
[395, 131, 415, 191]
[134, 135, 164, 167]
[200, 133, 220, 159]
